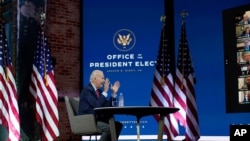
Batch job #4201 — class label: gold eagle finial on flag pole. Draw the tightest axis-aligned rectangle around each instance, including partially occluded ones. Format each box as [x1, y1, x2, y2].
[160, 16, 166, 23]
[180, 10, 189, 20]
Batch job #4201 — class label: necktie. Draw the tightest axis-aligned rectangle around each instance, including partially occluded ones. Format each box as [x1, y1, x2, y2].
[95, 90, 100, 98]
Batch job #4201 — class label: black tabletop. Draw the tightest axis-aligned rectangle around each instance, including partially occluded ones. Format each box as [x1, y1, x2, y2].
[94, 106, 179, 119]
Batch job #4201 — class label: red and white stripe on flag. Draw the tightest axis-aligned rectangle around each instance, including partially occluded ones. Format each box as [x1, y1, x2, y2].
[0, 67, 21, 141]
[0, 20, 20, 141]
[151, 70, 179, 139]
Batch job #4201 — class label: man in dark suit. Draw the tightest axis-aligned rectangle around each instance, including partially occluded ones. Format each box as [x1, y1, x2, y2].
[78, 70, 123, 141]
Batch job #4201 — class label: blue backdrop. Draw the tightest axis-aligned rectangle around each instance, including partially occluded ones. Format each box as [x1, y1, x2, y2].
[82, 0, 250, 138]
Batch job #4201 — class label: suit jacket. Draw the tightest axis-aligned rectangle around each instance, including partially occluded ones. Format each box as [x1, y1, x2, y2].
[78, 83, 115, 122]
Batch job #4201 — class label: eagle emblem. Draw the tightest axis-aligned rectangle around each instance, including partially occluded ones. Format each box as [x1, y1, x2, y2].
[117, 34, 132, 47]
[113, 28, 136, 51]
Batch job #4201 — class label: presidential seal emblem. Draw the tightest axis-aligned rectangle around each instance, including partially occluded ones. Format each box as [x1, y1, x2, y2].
[113, 29, 136, 52]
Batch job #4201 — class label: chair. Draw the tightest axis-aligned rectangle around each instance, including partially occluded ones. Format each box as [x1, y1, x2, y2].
[64, 96, 101, 141]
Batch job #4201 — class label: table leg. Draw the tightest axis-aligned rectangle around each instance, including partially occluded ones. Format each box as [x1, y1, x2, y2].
[157, 115, 164, 141]
[136, 118, 140, 141]
[109, 116, 117, 141]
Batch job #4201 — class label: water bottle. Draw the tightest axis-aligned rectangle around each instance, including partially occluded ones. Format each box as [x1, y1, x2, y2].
[118, 93, 124, 107]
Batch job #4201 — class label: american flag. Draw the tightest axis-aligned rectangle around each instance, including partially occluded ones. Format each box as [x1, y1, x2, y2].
[0, 20, 20, 141]
[174, 21, 200, 141]
[150, 20, 179, 140]
[29, 31, 59, 141]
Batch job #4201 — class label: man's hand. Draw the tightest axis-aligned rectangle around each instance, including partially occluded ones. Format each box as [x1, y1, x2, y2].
[111, 81, 120, 94]
[103, 78, 110, 93]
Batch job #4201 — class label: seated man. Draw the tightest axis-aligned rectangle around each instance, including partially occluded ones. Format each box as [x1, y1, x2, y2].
[78, 69, 123, 141]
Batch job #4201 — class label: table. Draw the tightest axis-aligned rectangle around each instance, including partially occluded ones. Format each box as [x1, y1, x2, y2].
[94, 106, 179, 141]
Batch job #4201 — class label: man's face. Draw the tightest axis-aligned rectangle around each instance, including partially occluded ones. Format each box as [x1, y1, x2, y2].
[243, 14, 249, 21]
[93, 72, 105, 89]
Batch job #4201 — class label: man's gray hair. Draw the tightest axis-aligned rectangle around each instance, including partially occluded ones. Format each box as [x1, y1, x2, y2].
[90, 70, 103, 82]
